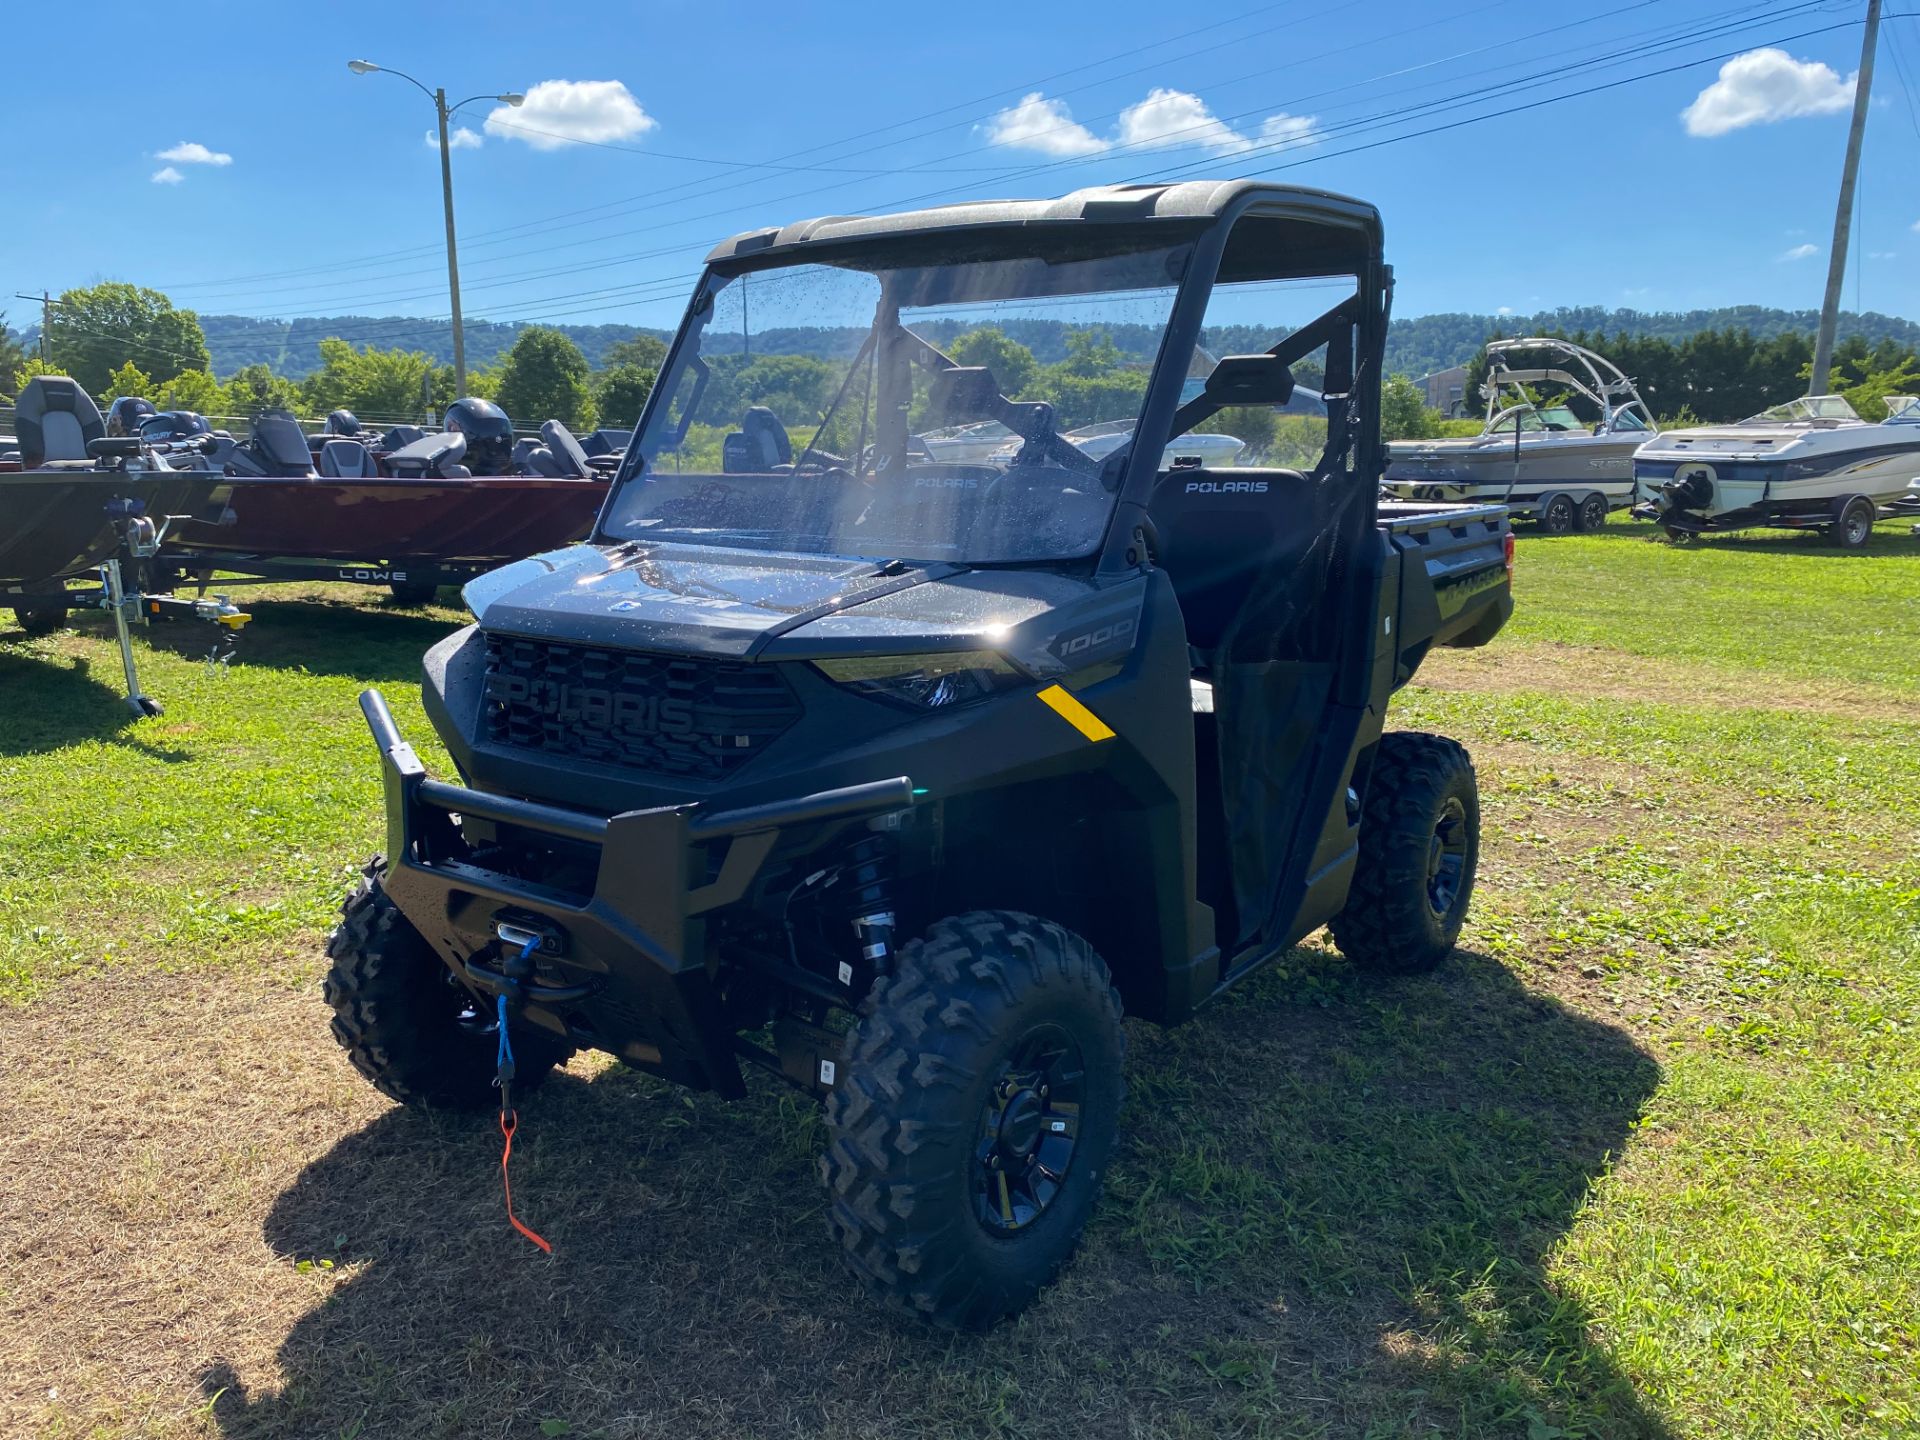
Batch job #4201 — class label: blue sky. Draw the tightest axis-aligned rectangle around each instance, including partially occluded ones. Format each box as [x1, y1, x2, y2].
[5, 0, 1916, 340]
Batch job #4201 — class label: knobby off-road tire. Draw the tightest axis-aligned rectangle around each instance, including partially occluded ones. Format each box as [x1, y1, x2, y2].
[1331, 732, 1481, 975]
[823, 911, 1126, 1330]
[323, 858, 572, 1108]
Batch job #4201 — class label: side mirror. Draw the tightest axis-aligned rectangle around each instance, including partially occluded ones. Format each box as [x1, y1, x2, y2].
[1203, 354, 1295, 408]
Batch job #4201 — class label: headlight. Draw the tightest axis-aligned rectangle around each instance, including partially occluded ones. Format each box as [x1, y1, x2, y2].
[813, 652, 1025, 709]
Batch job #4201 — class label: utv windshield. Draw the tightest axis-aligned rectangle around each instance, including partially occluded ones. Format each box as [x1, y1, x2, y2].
[601, 238, 1194, 564]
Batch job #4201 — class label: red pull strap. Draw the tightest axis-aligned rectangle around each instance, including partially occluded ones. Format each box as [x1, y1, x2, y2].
[498, 1110, 553, 1254]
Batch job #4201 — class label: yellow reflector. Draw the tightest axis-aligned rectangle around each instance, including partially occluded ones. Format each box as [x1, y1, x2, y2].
[1036, 684, 1115, 742]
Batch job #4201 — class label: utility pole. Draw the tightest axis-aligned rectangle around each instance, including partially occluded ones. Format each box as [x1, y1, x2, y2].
[348, 62, 523, 398]
[13, 290, 51, 362]
[1809, 0, 1880, 395]
[434, 87, 468, 397]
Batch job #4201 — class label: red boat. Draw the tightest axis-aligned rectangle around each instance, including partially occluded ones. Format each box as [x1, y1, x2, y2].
[162, 423, 611, 603]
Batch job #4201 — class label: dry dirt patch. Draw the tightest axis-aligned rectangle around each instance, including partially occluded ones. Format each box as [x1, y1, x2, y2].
[1416, 640, 1914, 721]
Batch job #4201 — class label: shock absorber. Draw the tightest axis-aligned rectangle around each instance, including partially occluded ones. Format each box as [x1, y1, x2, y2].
[839, 830, 896, 989]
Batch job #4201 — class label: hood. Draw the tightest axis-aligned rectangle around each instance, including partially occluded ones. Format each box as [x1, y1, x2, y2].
[465, 543, 938, 658]
[463, 540, 1106, 663]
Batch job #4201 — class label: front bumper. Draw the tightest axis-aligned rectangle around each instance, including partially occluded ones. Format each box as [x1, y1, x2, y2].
[359, 688, 912, 1096]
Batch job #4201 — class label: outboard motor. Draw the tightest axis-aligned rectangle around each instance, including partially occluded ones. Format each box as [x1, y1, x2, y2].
[139, 411, 214, 444]
[106, 396, 157, 438]
[322, 408, 362, 437]
[1662, 465, 1715, 511]
[443, 397, 514, 476]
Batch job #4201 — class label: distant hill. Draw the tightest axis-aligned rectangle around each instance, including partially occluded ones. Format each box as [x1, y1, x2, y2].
[10, 304, 1918, 382]
[1385, 306, 1920, 378]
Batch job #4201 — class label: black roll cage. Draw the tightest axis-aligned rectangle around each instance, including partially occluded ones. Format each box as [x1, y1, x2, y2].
[607, 187, 1390, 578]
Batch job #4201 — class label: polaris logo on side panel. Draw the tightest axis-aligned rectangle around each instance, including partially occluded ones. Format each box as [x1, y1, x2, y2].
[1184, 480, 1269, 495]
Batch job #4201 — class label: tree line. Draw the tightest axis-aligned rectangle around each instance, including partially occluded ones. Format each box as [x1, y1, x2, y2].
[3, 282, 661, 434]
[6, 282, 1916, 447]
[1459, 329, 1920, 424]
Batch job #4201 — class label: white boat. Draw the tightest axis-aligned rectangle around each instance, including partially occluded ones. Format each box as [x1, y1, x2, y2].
[1383, 338, 1657, 533]
[993, 420, 1245, 468]
[920, 420, 1016, 464]
[1633, 394, 1920, 548]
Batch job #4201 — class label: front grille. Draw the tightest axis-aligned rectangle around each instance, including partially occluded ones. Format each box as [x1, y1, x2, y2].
[481, 634, 801, 781]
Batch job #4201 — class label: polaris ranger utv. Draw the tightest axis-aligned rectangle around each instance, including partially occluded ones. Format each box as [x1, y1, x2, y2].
[327, 180, 1514, 1328]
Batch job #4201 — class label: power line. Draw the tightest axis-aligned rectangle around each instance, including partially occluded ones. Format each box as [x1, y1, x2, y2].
[188, 0, 1808, 319]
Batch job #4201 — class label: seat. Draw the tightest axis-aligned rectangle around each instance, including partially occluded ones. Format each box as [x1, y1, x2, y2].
[1146, 468, 1314, 657]
[384, 430, 467, 479]
[318, 439, 375, 477]
[380, 424, 427, 452]
[723, 406, 792, 473]
[250, 412, 317, 476]
[539, 419, 592, 478]
[15, 376, 105, 467]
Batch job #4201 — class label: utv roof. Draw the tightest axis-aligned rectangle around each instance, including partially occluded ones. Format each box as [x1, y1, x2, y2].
[706, 180, 1383, 265]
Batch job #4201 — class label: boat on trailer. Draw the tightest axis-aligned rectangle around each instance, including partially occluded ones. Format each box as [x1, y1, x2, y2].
[157, 416, 612, 604]
[2, 377, 248, 715]
[1383, 337, 1657, 532]
[1632, 394, 1920, 549]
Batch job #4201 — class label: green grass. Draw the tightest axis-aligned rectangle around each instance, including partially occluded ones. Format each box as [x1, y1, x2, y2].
[3, 521, 1919, 1438]
[1502, 526, 1920, 693]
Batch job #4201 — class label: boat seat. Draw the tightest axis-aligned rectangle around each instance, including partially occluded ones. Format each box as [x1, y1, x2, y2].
[723, 406, 791, 472]
[318, 439, 376, 477]
[15, 376, 105, 467]
[380, 424, 427, 452]
[523, 446, 562, 476]
[384, 431, 467, 479]
[1147, 467, 1320, 658]
[540, 420, 592, 478]
[251, 413, 317, 475]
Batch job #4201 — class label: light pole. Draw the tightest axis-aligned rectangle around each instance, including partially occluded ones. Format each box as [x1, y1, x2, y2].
[348, 59, 524, 398]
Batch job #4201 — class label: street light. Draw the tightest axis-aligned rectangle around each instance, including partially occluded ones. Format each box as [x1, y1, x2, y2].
[348, 59, 525, 397]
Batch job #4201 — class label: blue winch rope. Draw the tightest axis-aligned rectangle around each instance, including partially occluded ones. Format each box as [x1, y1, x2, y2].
[494, 937, 551, 1254]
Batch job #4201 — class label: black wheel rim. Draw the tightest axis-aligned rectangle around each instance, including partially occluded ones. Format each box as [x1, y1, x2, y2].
[1547, 499, 1573, 531]
[1583, 498, 1606, 527]
[972, 1024, 1085, 1235]
[1426, 796, 1469, 919]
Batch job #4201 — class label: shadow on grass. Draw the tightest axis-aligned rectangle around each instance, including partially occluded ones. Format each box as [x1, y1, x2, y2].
[204, 949, 1667, 1440]
[214, 596, 466, 681]
[1565, 518, 1920, 559]
[0, 650, 195, 760]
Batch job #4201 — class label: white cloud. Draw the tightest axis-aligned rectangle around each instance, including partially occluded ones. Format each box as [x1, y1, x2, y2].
[1778, 242, 1819, 261]
[983, 86, 1320, 158]
[155, 141, 232, 166]
[1255, 112, 1320, 152]
[1682, 49, 1854, 137]
[1117, 88, 1252, 152]
[1868, 251, 1898, 260]
[486, 80, 655, 150]
[150, 166, 184, 185]
[1912, 218, 1920, 233]
[427, 126, 484, 151]
[980, 93, 1108, 156]
[1495, 306, 1515, 316]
